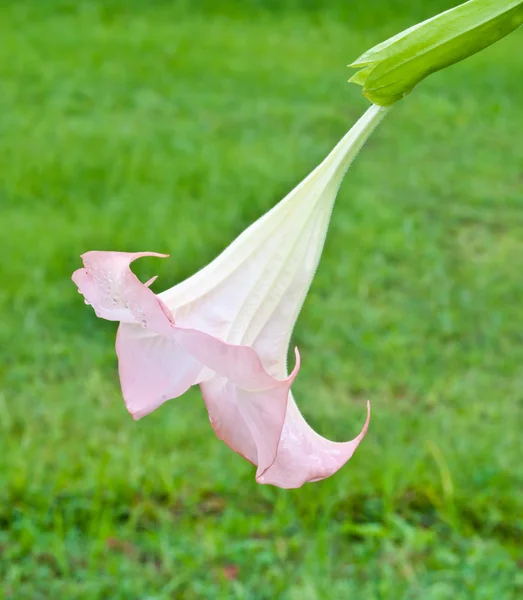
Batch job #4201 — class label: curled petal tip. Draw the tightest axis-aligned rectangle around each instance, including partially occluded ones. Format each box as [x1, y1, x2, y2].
[288, 346, 301, 381]
[255, 396, 371, 489]
[359, 400, 371, 440]
[144, 275, 159, 287]
[80, 250, 169, 260]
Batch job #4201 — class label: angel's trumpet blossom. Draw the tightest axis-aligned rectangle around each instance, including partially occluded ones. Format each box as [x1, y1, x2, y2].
[73, 104, 387, 487]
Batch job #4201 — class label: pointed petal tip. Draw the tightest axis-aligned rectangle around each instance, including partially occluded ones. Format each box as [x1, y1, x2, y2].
[356, 399, 371, 444]
[363, 400, 371, 430]
[79, 250, 170, 260]
[144, 275, 159, 287]
[288, 346, 301, 381]
[255, 398, 371, 489]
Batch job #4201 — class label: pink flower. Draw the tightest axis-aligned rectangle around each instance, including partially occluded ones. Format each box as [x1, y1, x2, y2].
[72, 105, 387, 488]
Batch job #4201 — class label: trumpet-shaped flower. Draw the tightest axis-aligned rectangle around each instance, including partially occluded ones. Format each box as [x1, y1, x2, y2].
[73, 104, 387, 488]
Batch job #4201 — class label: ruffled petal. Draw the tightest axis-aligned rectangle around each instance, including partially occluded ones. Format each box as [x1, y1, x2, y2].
[73, 251, 302, 469]
[257, 397, 370, 488]
[199, 348, 300, 475]
[176, 329, 298, 391]
[72, 251, 172, 335]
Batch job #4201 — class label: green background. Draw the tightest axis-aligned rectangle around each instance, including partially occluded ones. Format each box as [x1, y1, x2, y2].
[1, 1, 521, 598]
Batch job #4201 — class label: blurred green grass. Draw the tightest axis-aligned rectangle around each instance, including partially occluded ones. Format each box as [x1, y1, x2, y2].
[1, 0, 522, 598]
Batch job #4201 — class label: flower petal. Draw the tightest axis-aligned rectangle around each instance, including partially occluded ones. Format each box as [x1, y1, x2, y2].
[72, 251, 172, 335]
[176, 329, 299, 392]
[73, 251, 205, 417]
[200, 348, 300, 476]
[257, 398, 370, 488]
[74, 250, 303, 453]
[116, 323, 203, 419]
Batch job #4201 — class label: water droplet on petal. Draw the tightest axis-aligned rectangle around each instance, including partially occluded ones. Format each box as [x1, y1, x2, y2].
[140, 319, 147, 328]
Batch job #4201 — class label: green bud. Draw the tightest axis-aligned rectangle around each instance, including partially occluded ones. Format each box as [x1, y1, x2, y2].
[349, 0, 523, 106]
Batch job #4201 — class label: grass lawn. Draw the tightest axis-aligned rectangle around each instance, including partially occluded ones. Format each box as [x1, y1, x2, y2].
[1, 0, 522, 598]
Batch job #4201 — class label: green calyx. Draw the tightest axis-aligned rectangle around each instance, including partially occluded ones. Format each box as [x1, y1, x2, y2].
[349, 0, 523, 106]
